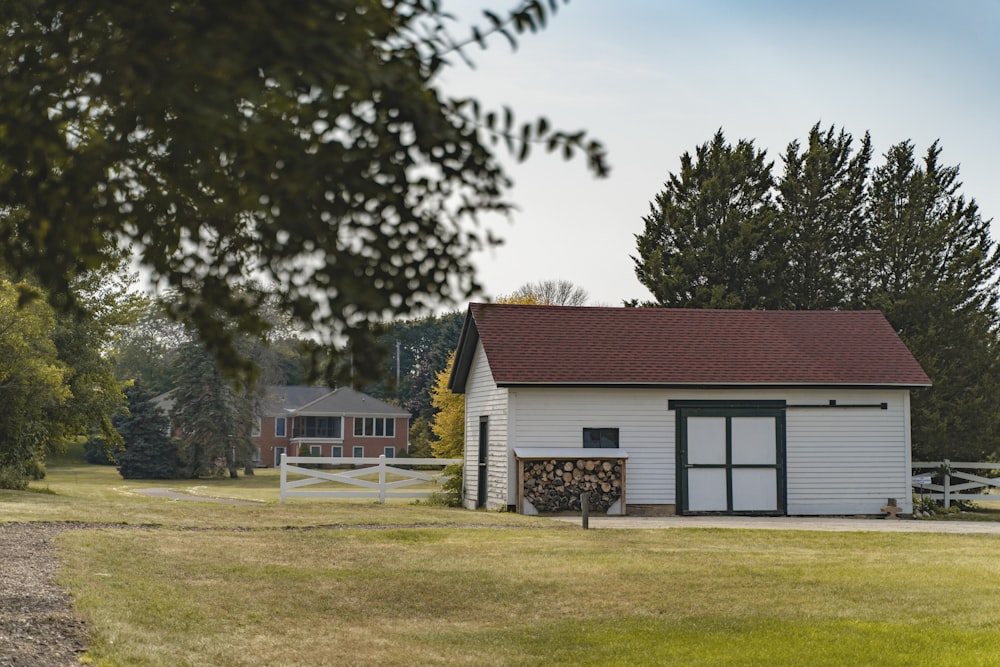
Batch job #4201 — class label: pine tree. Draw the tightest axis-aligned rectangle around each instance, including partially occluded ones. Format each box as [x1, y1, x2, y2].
[633, 126, 1000, 460]
[633, 131, 780, 309]
[776, 124, 872, 309]
[171, 342, 256, 478]
[859, 142, 1000, 460]
[117, 381, 179, 480]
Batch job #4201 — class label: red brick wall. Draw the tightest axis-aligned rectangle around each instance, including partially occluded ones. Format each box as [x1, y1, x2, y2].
[252, 415, 409, 467]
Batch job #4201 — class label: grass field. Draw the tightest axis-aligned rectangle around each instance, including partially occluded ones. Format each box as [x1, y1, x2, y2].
[6, 454, 1000, 666]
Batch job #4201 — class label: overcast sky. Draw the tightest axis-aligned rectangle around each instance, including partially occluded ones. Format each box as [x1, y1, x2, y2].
[438, 0, 1000, 307]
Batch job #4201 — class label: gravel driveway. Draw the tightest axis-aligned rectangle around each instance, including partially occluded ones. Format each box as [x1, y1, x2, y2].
[0, 524, 86, 667]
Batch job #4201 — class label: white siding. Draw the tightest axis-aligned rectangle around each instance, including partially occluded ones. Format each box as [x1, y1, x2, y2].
[509, 388, 675, 505]
[661, 388, 912, 514]
[462, 342, 509, 509]
[784, 390, 913, 515]
[503, 386, 913, 515]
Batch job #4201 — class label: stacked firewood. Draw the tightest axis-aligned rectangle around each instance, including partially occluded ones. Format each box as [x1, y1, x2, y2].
[522, 458, 623, 513]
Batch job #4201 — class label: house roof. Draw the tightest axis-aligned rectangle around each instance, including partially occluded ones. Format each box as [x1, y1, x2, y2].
[259, 386, 332, 415]
[290, 386, 410, 417]
[448, 304, 931, 391]
[153, 385, 409, 419]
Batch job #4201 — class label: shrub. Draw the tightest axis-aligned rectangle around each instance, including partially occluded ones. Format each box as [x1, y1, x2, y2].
[23, 457, 46, 480]
[427, 463, 463, 507]
[0, 466, 28, 490]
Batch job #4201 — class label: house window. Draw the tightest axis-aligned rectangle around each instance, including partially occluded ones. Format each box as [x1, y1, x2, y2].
[583, 428, 620, 448]
[275, 417, 286, 438]
[384, 447, 395, 458]
[309, 444, 322, 457]
[354, 417, 397, 437]
[253, 447, 261, 463]
[251, 417, 262, 437]
[352, 446, 364, 457]
[332, 445, 343, 458]
[294, 416, 343, 439]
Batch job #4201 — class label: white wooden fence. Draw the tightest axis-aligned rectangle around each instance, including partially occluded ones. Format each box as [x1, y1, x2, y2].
[912, 460, 1000, 508]
[279, 454, 462, 503]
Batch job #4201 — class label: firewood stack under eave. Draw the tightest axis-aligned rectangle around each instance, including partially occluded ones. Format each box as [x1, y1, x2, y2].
[522, 459, 623, 513]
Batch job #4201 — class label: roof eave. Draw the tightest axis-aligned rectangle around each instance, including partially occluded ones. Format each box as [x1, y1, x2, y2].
[447, 305, 480, 394]
[494, 381, 932, 390]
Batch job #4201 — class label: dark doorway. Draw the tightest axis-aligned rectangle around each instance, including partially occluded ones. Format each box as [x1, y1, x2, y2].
[477, 417, 489, 508]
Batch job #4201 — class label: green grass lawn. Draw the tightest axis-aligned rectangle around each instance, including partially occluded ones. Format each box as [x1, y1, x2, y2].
[6, 458, 1000, 666]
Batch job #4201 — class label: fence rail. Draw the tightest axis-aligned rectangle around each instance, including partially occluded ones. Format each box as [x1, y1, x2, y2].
[279, 454, 462, 503]
[911, 460, 1000, 508]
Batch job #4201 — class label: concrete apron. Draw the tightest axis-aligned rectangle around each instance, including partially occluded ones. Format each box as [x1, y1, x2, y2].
[549, 514, 1000, 534]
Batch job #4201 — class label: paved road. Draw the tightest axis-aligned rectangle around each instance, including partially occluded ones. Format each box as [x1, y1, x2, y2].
[550, 514, 1000, 534]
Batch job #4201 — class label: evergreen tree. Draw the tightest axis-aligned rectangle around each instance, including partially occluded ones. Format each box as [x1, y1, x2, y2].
[634, 131, 780, 309]
[633, 125, 1000, 461]
[171, 342, 256, 478]
[859, 142, 1000, 460]
[776, 124, 872, 309]
[117, 382, 179, 480]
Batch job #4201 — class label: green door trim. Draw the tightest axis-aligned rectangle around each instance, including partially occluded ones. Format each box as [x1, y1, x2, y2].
[672, 400, 787, 516]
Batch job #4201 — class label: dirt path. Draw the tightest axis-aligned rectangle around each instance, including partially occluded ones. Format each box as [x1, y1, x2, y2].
[0, 524, 87, 667]
[132, 487, 260, 505]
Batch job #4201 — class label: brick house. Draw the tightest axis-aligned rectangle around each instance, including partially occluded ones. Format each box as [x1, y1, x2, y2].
[254, 386, 411, 467]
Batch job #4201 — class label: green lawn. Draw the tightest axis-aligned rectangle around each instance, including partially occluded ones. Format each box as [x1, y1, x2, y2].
[6, 460, 1000, 666]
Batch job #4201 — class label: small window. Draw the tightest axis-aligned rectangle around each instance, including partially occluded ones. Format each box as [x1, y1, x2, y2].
[384, 447, 395, 458]
[332, 445, 343, 458]
[253, 447, 261, 463]
[251, 417, 262, 437]
[309, 444, 322, 457]
[275, 417, 286, 438]
[375, 419, 384, 437]
[385, 419, 395, 437]
[583, 428, 619, 448]
[354, 418, 364, 437]
[352, 446, 364, 457]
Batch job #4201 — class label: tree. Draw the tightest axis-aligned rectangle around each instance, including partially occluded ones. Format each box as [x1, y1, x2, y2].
[51, 259, 147, 451]
[0, 280, 71, 488]
[117, 381, 180, 480]
[633, 131, 781, 309]
[633, 125, 1000, 461]
[365, 311, 464, 420]
[776, 124, 872, 309]
[859, 142, 1000, 460]
[430, 353, 465, 459]
[510, 280, 588, 306]
[171, 342, 257, 478]
[114, 303, 189, 394]
[0, 1, 607, 385]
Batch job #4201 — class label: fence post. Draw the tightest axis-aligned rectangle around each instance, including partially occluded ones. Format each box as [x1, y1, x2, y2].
[280, 452, 287, 504]
[942, 459, 951, 508]
[378, 454, 387, 504]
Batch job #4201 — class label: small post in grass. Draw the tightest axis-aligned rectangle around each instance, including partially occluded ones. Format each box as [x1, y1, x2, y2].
[581, 492, 589, 530]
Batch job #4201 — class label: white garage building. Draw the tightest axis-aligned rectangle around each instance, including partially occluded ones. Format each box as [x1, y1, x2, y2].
[448, 304, 931, 516]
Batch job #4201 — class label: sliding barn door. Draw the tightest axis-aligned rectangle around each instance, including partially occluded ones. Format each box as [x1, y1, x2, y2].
[676, 403, 786, 515]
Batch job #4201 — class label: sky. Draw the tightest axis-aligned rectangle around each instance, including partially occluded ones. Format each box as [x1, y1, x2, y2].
[437, 0, 1000, 308]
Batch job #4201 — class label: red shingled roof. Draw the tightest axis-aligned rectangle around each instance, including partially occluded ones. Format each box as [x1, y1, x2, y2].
[450, 304, 931, 390]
